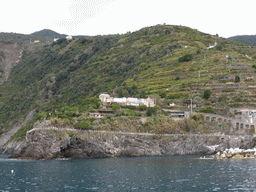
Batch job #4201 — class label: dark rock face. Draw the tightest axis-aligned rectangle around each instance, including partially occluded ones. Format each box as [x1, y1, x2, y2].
[6, 129, 241, 160]
[61, 137, 109, 159]
[240, 139, 256, 150]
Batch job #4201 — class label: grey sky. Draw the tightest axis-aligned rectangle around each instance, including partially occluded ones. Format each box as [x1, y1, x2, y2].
[2, 0, 255, 38]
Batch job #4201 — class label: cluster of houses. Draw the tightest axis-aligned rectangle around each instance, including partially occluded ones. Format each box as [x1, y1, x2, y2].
[99, 93, 155, 107]
[54, 35, 72, 42]
[33, 35, 73, 44]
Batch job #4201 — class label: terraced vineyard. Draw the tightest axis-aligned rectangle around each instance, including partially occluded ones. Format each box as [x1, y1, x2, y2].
[0, 25, 256, 138]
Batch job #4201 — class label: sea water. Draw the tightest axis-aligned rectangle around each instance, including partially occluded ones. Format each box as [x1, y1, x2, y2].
[0, 155, 256, 191]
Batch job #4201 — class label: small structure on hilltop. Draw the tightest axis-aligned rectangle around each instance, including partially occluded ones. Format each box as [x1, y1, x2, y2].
[66, 35, 72, 40]
[53, 38, 59, 42]
[162, 109, 190, 120]
[207, 42, 217, 50]
[89, 112, 101, 118]
[99, 93, 155, 107]
[34, 40, 40, 43]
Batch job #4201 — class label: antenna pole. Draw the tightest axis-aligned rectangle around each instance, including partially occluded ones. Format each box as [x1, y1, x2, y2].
[191, 98, 192, 114]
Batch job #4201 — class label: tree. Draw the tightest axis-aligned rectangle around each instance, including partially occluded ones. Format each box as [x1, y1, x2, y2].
[35, 112, 47, 121]
[139, 105, 147, 111]
[178, 54, 192, 62]
[92, 98, 101, 109]
[159, 91, 166, 98]
[112, 104, 121, 111]
[215, 44, 222, 51]
[235, 76, 240, 83]
[75, 121, 91, 129]
[146, 106, 157, 116]
[203, 89, 211, 100]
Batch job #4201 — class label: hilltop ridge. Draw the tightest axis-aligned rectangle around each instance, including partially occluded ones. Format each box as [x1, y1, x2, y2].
[30, 29, 67, 42]
[0, 29, 86, 44]
[228, 35, 256, 46]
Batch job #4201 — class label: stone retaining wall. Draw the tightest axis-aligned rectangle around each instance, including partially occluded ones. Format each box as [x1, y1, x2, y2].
[204, 113, 255, 134]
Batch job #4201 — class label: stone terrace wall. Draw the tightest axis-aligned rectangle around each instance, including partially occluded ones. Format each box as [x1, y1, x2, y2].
[204, 113, 255, 134]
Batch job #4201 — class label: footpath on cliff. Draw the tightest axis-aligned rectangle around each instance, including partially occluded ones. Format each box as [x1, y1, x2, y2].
[3, 124, 251, 160]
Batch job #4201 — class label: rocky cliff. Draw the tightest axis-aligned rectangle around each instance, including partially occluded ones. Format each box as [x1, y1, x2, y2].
[4, 128, 243, 160]
[0, 42, 23, 84]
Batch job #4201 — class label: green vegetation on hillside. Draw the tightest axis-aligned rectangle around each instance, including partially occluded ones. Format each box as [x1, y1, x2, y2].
[228, 35, 256, 46]
[1, 24, 256, 140]
[0, 29, 85, 44]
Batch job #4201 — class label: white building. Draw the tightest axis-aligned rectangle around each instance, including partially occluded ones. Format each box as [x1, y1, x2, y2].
[66, 35, 72, 40]
[207, 42, 217, 50]
[99, 93, 155, 107]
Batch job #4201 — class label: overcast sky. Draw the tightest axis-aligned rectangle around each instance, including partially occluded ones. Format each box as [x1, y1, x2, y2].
[2, 0, 255, 38]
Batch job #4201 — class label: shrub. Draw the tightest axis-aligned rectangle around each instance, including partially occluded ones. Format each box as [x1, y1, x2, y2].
[235, 76, 240, 83]
[203, 89, 211, 100]
[159, 91, 167, 98]
[92, 99, 101, 109]
[139, 105, 147, 111]
[61, 106, 73, 112]
[220, 80, 227, 83]
[123, 105, 136, 110]
[35, 112, 47, 121]
[199, 107, 216, 114]
[66, 130, 77, 137]
[66, 111, 75, 117]
[218, 94, 228, 102]
[178, 54, 192, 62]
[58, 113, 67, 119]
[146, 106, 157, 116]
[222, 88, 234, 92]
[112, 104, 121, 111]
[134, 112, 142, 116]
[233, 96, 242, 102]
[167, 93, 182, 99]
[192, 115, 198, 121]
[75, 121, 91, 129]
[215, 45, 222, 51]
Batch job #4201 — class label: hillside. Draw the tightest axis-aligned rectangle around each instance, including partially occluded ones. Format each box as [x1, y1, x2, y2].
[1, 24, 256, 140]
[0, 29, 85, 45]
[228, 35, 256, 46]
[0, 32, 30, 44]
[30, 29, 67, 42]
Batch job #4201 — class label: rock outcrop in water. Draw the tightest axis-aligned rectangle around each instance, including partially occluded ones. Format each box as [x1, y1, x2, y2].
[213, 137, 256, 159]
[5, 128, 241, 160]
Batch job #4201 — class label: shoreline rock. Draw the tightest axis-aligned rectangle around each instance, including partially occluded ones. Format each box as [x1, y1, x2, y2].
[2, 129, 242, 160]
[213, 148, 256, 159]
[213, 138, 256, 159]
